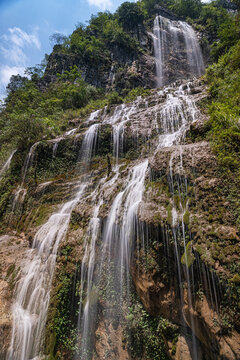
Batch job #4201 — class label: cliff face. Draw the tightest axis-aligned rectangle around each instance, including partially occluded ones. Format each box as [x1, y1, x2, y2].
[135, 139, 240, 359]
[44, 26, 156, 92]
[43, 10, 208, 92]
[0, 76, 240, 359]
[0, 7, 239, 360]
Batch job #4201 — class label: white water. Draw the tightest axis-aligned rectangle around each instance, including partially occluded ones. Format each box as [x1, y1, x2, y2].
[156, 82, 199, 149]
[87, 109, 101, 123]
[102, 160, 149, 282]
[103, 99, 140, 164]
[52, 141, 60, 158]
[78, 124, 99, 171]
[77, 159, 149, 359]
[9, 144, 39, 220]
[7, 14, 206, 357]
[77, 170, 121, 358]
[7, 79, 202, 359]
[21, 142, 40, 185]
[8, 124, 99, 360]
[65, 128, 78, 136]
[0, 150, 16, 178]
[75, 78, 201, 358]
[153, 15, 204, 87]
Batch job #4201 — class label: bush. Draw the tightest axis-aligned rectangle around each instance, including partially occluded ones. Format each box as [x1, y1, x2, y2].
[117, 2, 144, 30]
[0, 67, 101, 153]
[170, 0, 202, 19]
[206, 39, 240, 171]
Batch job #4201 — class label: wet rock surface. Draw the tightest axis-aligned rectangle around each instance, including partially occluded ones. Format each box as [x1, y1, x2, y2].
[0, 78, 239, 359]
[0, 234, 30, 359]
[43, 14, 208, 92]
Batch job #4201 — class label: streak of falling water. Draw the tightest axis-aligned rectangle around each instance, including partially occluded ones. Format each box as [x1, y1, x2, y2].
[21, 142, 40, 186]
[65, 127, 78, 136]
[168, 146, 199, 358]
[181, 22, 205, 77]
[102, 160, 149, 286]
[154, 81, 202, 357]
[0, 150, 16, 178]
[76, 169, 121, 359]
[153, 15, 204, 87]
[104, 100, 140, 164]
[52, 140, 61, 158]
[9, 142, 40, 218]
[153, 15, 167, 87]
[7, 124, 99, 360]
[87, 109, 101, 123]
[77, 160, 149, 360]
[157, 83, 198, 149]
[76, 81, 201, 358]
[79, 123, 99, 170]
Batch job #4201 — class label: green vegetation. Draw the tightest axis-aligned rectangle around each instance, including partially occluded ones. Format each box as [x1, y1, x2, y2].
[117, 2, 144, 30]
[0, 0, 240, 357]
[46, 244, 80, 360]
[51, 7, 142, 62]
[126, 300, 172, 359]
[181, 241, 195, 267]
[0, 0, 238, 162]
[206, 39, 240, 171]
[0, 66, 101, 153]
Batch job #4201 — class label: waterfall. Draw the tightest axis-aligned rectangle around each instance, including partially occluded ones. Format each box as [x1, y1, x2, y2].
[103, 102, 139, 165]
[7, 124, 99, 360]
[2, 4, 230, 354]
[7, 77, 205, 359]
[0, 150, 16, 178]
[77, 160, 149, 359]
[153, 15, 204, 87]
[74, 79, 202, 359]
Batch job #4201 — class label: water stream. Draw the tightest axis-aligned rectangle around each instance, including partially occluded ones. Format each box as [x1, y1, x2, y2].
[75, 75, 201, 358]
[7, 124, 99, 360]
[7, 14, 207, 359]
[0, 150, 16, 178]
[153, 15, 204, 87]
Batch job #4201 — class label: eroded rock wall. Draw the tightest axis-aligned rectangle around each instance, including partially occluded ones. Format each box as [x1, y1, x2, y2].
[0, 80, 239, 359]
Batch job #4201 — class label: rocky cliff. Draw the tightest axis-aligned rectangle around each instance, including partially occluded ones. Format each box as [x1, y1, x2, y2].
[0, 3, 239, 359]
[0, 76, 240, 359]
[43, 25, 156, 93]
[43, 9, 208, 93]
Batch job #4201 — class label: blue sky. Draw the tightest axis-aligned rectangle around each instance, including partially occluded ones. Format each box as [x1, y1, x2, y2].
[0, 0, 134, 97]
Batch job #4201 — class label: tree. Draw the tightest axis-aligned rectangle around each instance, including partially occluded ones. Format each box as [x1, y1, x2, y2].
[25, 64, 45, 83]
[88, 12, 113, 35]
[117, 2, 144, 31]
[170, 0, 202, 19]
[49, 32, 68, 46]
[6, 74, 28, 95]
[138, 0, 174, 16]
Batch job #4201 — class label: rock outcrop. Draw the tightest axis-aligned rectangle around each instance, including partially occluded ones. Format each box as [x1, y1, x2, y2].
[43, 11, 208, 92]
[0, 77, 239, 359]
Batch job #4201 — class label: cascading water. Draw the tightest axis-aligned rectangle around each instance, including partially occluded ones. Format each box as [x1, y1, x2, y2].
[168, 147, 199, 358]
[103, 101, 140, 165]
[76, 160, 149, 359]
[7, 78, 206, 359]
[7, 124, 99, 360]
[6, 13, 208, 358]
[74, 76, 202, 359]
[0, 3, 232, 355]
[153, 15, 204, 87]
[0, 150, 16, 178]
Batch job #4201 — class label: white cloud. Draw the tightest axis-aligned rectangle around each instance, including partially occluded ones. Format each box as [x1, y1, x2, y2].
[0, 65, 25, 87]
[0, 65, 25, 99]
[0, 27, 41, 66]
[87, 0, 113, 10]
